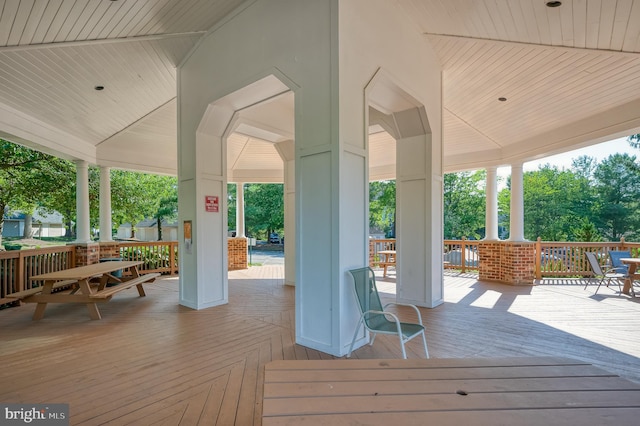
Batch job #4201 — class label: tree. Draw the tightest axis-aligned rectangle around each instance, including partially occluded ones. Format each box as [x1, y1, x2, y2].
[443, 171, 486, 239]
[591, 153, 640, 240]
[0, 139, 74, 244]
[369, 180, 396, 237]
[521, 165, 588, 241]
[244, 184, 284, 239]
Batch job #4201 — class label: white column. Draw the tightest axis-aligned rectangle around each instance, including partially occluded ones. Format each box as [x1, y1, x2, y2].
[75, 160, 91, 243]
[281, 141, 296, 287]
[485, 166, 499, 240]
[509, 163, 525, 241]
[99, 166, 113, 242]
[236, 182, 245, 237]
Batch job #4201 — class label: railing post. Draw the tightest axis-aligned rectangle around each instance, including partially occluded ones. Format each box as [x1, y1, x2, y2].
[620, 236, 625, 250]
[171, 242, 177, 275]
[461, 237, 466, 273]
[16, 251, 26, 292]
[535, 237, 542, 281]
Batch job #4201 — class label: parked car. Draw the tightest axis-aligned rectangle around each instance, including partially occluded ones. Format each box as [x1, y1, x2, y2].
[269, 232, 281, 244]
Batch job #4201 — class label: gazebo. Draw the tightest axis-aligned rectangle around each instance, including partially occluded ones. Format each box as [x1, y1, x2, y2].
[1, 0, 639, 357]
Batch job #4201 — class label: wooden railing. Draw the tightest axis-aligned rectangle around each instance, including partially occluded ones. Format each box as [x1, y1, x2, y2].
[444, 238, 480, 273]
[371, 238, 640, 278]
[0, 246, 75, 305]
[118, 241, 179, 275]
[535, 238, 640, 279]
[3, 238, 639, 306]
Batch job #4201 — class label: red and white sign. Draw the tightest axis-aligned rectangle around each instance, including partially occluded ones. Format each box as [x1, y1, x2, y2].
[205, 195, 219, 212]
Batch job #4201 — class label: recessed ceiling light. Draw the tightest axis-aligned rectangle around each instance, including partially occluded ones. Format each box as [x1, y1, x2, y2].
[94, 85, 105, 91]
[546, 1, 562, 7]
[498, 97, 507, 102]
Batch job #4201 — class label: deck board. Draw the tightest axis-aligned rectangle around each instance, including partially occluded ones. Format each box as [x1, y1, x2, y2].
[0, 267, 639, 425]
[262, 358, 640, 424]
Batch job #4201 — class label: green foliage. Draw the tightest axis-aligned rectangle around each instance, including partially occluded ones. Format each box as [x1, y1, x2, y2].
[243, 184, 284, 240]
[0, 139, 75, 242]
[591, 153, 640, 240]
[369, 180, 396, 237]
[572, 218, 602, 242]
[521, 164, 588, 241]
[443, 171, 486, 239]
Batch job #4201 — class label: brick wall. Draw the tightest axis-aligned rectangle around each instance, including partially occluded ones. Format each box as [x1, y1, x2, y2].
[228, 238, 248, 271]
[98, 241, 120, 259]
[71, 242, 100, 266]
[479, 241, 535, 285]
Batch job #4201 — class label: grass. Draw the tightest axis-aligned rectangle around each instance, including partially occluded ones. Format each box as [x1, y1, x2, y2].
[1, 236, 73, 250]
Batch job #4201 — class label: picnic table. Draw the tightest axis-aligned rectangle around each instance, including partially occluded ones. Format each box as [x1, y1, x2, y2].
[621, 257, 640, 296]
[378, 250, 396, 277]
[21, 261, 160, 320]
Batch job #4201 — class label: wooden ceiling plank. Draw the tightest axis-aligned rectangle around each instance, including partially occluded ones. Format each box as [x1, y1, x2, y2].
[41, 0, 76, 44]
[0, 0, 20, 46]
[0, 53, 72, 120]
[477, 0, 503, 40]
[74, 0, 111, 41]
[125, 0, 171, 37]
[532, 0, 553, 45]
[54, 0, 91, 43]
[18, 0, 49, 45]
[137, 0, 181, 36]
[107, 0, 149, 39]
[494, 0, 520, 42]
[85, 1, 123, 40]
[597, 0, 616, 50]
[546, 2, 564, 46]
[26, 49, 94, 111]
[519, 0, 542, 45]
[559, 0, 575, 46]
[585, 0, 602, 49]
[66, 2, 99, 42]
[7, 0, 34, 46]
[507, 0, 533, 43]
[484, 56, 640, 139]
[572, 0, 588, 49]
[610, 0, 633, 51]
[621, 0, 640, 52]
[95, 0, 138, 40]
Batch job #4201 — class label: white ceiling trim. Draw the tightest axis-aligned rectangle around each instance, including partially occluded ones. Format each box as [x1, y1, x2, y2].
[0, 31, 207, 53]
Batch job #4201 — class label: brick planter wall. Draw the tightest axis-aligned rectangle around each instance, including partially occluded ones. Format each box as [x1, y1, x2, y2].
[228, 238, 248, 271]
[479, 241, 535, 285]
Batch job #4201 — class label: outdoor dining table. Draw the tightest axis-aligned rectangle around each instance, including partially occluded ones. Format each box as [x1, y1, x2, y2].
[378, 249, 396, 277]
[620, 257, 640, 295]
[263, 357, 640, 425]
[26, 260, 154, 320]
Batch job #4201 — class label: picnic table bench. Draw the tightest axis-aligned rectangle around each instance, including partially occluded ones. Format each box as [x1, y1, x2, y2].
[24, 261, 160, 320]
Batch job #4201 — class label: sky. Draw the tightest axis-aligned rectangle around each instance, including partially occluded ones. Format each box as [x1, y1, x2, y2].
[497, 136, 638, 179]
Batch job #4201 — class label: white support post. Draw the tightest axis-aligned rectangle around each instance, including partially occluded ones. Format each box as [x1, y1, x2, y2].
[99, 166, 113, 242]
[236, 182, 246, 237]
[75, 160, 91, 243]
[509, 163, 525, 241]
[485, 166, 499, 240]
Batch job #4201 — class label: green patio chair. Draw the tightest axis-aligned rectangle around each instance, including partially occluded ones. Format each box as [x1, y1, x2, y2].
[347, 267, 429, 359]
[584, 251, 624, 294]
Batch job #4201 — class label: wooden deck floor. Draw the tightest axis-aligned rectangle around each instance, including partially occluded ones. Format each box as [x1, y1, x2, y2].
[1, 267, 639, 425]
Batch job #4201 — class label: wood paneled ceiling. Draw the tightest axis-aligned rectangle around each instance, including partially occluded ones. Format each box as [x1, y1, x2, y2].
[0, 0, 639, 177]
